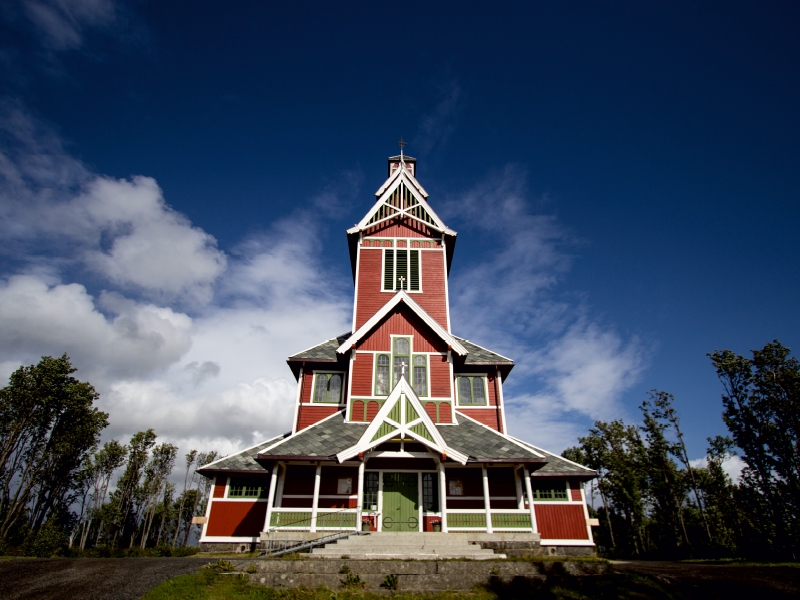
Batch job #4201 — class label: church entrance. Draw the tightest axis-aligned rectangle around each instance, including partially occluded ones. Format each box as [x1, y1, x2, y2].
[381, 473, 419, 531]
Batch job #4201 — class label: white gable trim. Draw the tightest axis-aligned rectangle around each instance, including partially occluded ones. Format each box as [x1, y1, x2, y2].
[375, 160, 429, 198]
[355, 169, 448, 234]
[336, 291, 467, 355]
[336, 377, 468, 464]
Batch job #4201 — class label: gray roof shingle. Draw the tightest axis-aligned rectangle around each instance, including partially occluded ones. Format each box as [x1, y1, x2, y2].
[288, 333, 351, 362]
[454, 337, 514, 365]
[259, 411, 368, 459]
[200, 433, 290, 472]
[438, 413, 542, 461]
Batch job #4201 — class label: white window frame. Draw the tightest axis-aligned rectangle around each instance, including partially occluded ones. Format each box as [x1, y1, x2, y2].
[381, 243, 423, 293]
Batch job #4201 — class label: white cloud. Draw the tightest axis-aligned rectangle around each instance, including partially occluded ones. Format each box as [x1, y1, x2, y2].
[690, 455, 745, 483]
[445, 166, 649, 451]
[414, 80, 462, 156]
[0, 275, 193, 382]
[23, 0, 118, 51]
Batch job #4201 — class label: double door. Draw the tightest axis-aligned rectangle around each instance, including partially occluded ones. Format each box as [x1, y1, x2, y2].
[381, 472, 419, 531]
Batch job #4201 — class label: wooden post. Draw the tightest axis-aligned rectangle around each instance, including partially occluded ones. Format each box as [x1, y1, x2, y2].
[523, 465, 538, 534]
[514, 465, 525, 510]
[357, 459, 365, 530]
[438, 460, 448, 533]
[263, 462, 280, 533]
[310, 462, 322, 532]
[482, 465, 493, 533]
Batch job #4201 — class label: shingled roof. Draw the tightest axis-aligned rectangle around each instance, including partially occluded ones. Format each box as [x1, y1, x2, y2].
[288, 333, 351, 362]
[198, 433, 289, 474]
[510, 437, 596, 478]
[454, 337, 514, 365]
[258, 411, 368, 460]
[438, 413, 543, 462]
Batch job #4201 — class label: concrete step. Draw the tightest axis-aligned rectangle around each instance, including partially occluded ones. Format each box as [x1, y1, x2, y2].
[308, 551, 505, 560]
[309, 532, 507, 560]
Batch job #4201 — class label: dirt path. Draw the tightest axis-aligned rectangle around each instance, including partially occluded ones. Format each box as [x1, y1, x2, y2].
[611, 560, 800, 598]
[0, 557, 208, 600]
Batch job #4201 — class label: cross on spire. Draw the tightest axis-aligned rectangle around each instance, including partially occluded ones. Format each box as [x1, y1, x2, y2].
[397, 138, 407, 159]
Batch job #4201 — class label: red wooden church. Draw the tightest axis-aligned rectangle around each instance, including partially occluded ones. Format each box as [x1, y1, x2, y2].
[198, 152, 596, 555]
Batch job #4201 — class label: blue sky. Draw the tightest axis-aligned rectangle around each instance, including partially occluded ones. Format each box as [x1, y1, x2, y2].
[1, 1, 798, 470]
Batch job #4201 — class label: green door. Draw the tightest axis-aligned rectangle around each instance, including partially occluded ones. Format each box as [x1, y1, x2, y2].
[382, 473, 419, 531]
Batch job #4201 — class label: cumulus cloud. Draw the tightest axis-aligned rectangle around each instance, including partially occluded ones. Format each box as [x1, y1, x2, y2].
[0, 105, 227, 304]
[690, 455, 745, 483]
[444, 166, 649, 451]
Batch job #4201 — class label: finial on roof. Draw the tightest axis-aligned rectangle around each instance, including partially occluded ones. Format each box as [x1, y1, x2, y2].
[397, 138, 407, 160]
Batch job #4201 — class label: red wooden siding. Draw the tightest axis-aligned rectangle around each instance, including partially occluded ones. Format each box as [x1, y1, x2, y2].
[535, 504, 589, 540]
[299, 371, 314, 403]
[213, 475, 226, 498]
[354, 248, 448, 330]
[487, 373, 498, 406]
[438, 403, 452, 423]
[296, 405, 340, 431]
[425, 402, 437, 421]
[206, 501, 267, 537]
[366, 401, 380, 420]
[365, 220, 436, 238]
[352, 400, 365, 421]
[351, 357, 373, 396]
[570, 486, 583, 501]
[457, 408, 501, 431]
[430, 354, 451, 397]
[357, 307, 448, 352]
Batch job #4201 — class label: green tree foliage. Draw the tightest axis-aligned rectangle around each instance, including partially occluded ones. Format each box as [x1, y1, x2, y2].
[709, 340, 800, 559]
[0, 355, 108, 547]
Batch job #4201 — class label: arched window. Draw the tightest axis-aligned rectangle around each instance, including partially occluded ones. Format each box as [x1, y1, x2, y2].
[314, 373, 329, 402]
[457, 376, 488, 406]
[472, 377, 485, 404]
[329, 374, 342, 401]
[459, 377, 472, 404]
[413, 355, 427, 396]
[375, 354, 390, 395]
[393, 338, 410, 386]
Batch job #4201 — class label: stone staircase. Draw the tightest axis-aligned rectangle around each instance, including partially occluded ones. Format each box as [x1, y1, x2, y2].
[309, 532, 506, 560]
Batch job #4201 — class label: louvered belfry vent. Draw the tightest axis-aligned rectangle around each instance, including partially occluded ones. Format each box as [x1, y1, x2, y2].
[365, 183, 437, 229]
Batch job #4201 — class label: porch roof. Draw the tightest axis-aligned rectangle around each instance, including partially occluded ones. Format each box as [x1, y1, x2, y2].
[258, 411, 368, 461]
[197, 432, 289, 475]
[440, 413, 545, 463]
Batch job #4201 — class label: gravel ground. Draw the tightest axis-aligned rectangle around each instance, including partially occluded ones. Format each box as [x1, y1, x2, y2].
[0, 557, 208, 600]
[611, 560, 800, 598]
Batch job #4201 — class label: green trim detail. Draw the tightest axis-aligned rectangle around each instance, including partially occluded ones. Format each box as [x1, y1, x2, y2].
[491, 513, 532, 528]
[317, 512, 357, 528]
[405, 398, 419, 423]
[446, 513, 486, 528]
[410, 422, 434, 442]
[270, 512, 311, 528]
[388, 400, 401, 423]
[372, 422, 396, 442]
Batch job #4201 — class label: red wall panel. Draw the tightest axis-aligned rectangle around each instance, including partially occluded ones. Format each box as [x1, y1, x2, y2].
[282, 465, 316, 495]
[354, 248, 448, 330]
[438, 403, 452, 423]
[352, 401, 365, 421]
[213, 475, 226, 498]
[366, 401, 380, 421]
[351, 357, 374, 396]
[365, 220, 436, 238]
[457, 408, 501, 431]
[425, 402, 437, 421]
[571, 487, 583, 501]
[430, 355, 451, 397]
[206, 501, 267, 537]
[357, 308, 448, 352]
[297, 405, 340, 431]
[535, 504, 589, 540]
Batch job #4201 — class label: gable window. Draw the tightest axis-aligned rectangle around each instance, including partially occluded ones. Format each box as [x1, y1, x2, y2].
[375, 354, 390, 395]
[228, 476, 269, 499]
[393, 337, 410, 387]
[412, 355, 428, 396]
[313, 373, 344, 403]
[530, 480, 568, 501]
[383, 248, 420, 291]
[456, 376, 487, 406]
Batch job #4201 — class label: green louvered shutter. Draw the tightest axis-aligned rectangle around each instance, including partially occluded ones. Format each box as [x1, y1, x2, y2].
[409, 250, 420, 290]
[384, 249, 394, 290]
[395, 250, 408, 290]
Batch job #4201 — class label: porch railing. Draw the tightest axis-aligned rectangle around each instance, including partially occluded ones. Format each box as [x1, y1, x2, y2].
[445, 509, 532, 532]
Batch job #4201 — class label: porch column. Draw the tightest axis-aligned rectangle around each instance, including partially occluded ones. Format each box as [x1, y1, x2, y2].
[514, 465, 525, 509]
[438, 460, 448, 533]
[263, 462, 280, 532]
[482, 465, 493, 533]
[357, 459, 365, 530]
[522, 465, 538, 534]
[310, 462, 322, 532]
